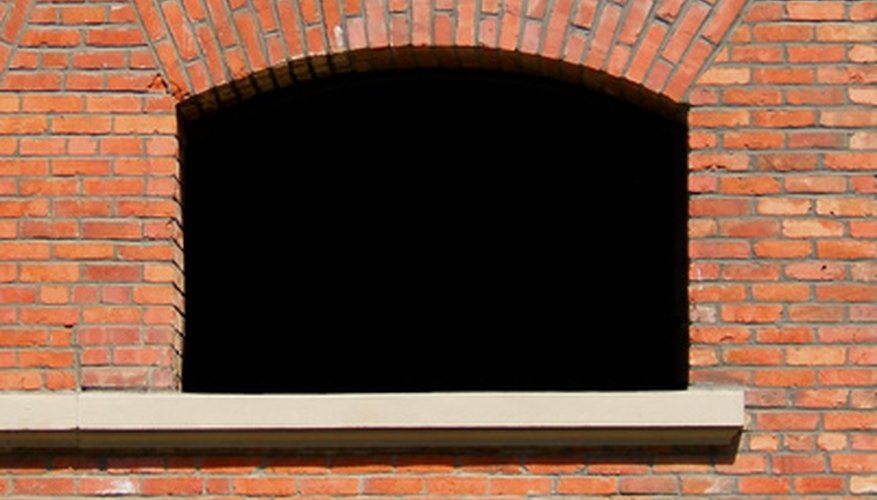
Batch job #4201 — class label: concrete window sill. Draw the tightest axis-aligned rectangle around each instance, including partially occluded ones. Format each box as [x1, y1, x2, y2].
[1, 390, 743, 449]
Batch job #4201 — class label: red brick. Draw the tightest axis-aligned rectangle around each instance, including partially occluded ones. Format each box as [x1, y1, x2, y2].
[782, 219, 845, 238]
[754, 240, 812, 259]
[619, 476, 677, 494]
[82, 221, 142, 240]
[78, 478, 140, 496]
[20, 29, 81, 47]
[795, 476, 845, 493]
[13, 478, 75, 495]
[720, 177, 781, 195]
[691, 284, 746, 302]
[785, 263, 845, 281]
[363, 477, 424, 495]
[752, 283, 810, 302]
[724, 131, 784, 150]
[724, 347, 782, 365]
[556, 477, 616, 494]
[724, 88, 782, 105]
[818, 241, 877, 260]
[753, 24, 813, 42]
[789, 304, 845, 322]
[299, 477, 360, 495]
[486, 477, 550, 495]
[426, 476, 488, 495]
[87, 28, 145, 46]
[722, 263, 780, 281]
[690, 241, 750, 259]
[721, 304, 782, 323]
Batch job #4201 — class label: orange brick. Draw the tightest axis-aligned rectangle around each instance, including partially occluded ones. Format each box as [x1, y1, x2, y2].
[426, 476, 488, 495]
[794, 389, 849, 408]
[722, 263, 780, 281]
[721, 177, 781, 195]
[721, 304, 782, 323]
[363, 477, 424, 495]
[619, 476, 677, 494]
[13, 478, 75, 495]
[795, 476, 844, 493]
[818, 241, 877, 259]
[724, 347, 782, 365]
[752, 283, 810, 301]
[755, 240, 812, 259]
[787, 346, 846, 365]
[782, 219, 845, 238]
[789, 304, 845, 322]
[298, 477, 360, 495]
[555, 477, 617, 494]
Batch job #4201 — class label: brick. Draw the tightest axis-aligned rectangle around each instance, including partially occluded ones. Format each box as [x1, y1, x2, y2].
[20, 264, 79, 282]
[84, 265, 141, 282]
[789, 304, 845, 322]
[825, 153, 877, 171]
[690, 199, 750, 216]
[754, 240, 812, 259]
[19, 29, 81, 47]
[753, 110, 815, 128]
[87, 28, 145, 46]
[721, 304, 782, 323]
[782, 219, 845, 238]
[787, 346, 846, 365]
[719, 219, 779, 237]
[690, 241, 750, 259]
[757, 326, 813, 344]
[731, 45, 783, 63]
[555, 476, 616, 494]
[724, 347, 781, 365]
[753, 24, 813, 42]
[816, 23, 877, 42]
[754, 68, 814, 84]
[696, 67, 750, 85]
[818, 241, 877, 259]
[752, 283, 810, 302]
[363, 477, 424, 494]
[619, 476, 677, 494]
[722, 263, 780, 281]
[724, 131, 784, 150]
[689, 153, 750, 171]
[426, 476, 488, 495]
[758, 198, 811, 215]
[13, 478, 75, 495]
[720, 177, 781, 195]
[691, 284, 746, 303]
[19, 350, 73, 368]
[299, 477, 360, 495]
[785, 176, 847, 193]
[795, 476, 844, 493]
[689, 109, 749, 127]
[817, 285, 877, 302]
[485, 477, 549, 495]
[114, 116, 177, 134]
[831, 454, 877, 473]
[816, 199, 876, 217]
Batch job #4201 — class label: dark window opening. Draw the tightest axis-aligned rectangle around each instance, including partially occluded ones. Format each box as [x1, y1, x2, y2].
[181, 69, 689, 393]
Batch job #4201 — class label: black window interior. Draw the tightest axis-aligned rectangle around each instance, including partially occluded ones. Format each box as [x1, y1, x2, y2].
[181, 69, 689, 393]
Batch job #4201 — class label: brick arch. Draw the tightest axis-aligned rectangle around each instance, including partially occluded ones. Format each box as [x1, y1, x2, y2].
[133, 0, 749, 106]
[0, 0, 30, 75]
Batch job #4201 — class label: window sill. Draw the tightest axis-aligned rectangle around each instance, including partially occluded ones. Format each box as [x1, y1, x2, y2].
[2, 390, 743, 449]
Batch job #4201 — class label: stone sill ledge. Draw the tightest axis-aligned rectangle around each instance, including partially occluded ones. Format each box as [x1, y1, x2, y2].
[1, 390, 743, 449]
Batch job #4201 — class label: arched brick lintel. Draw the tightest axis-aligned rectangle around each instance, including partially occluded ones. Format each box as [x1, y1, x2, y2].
[0, 0, 31, 76]
[133, 0, 749, 107]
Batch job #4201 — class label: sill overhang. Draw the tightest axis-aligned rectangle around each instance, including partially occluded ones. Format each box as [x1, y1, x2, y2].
[1, 390, 743, 449]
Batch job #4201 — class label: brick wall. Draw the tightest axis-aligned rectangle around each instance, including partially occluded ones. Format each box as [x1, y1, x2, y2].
[0, 0, 874, 497]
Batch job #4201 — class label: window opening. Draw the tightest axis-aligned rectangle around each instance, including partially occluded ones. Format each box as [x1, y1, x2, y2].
[180, 69, 688, 393]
